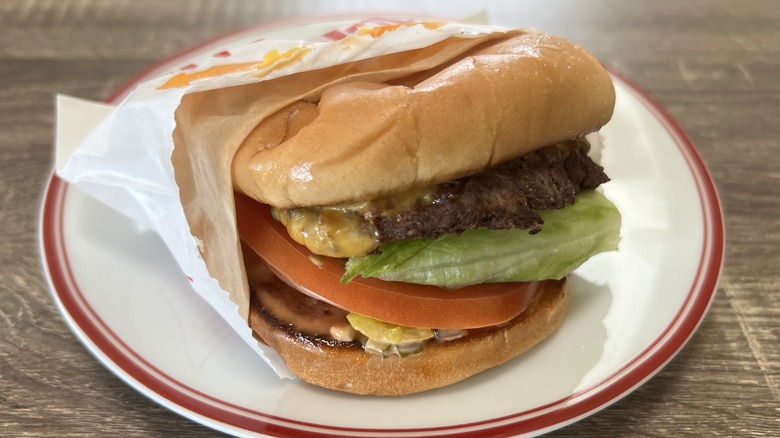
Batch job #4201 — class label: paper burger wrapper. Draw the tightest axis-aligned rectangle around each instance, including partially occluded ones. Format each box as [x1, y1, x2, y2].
[55, 20, 519, 378]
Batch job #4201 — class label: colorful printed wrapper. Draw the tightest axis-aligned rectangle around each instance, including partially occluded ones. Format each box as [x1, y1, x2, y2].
[55, 20, 515, 377]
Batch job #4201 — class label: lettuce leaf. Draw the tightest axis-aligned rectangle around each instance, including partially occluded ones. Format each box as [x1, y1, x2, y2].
[342, 190, 621, 288]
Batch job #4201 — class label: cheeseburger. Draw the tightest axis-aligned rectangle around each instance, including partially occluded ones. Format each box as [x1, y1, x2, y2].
[230, 30, 620, 395]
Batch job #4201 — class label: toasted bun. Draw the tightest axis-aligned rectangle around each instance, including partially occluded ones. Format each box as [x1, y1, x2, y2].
[248, 278, 568, 396]
[233, 32, 615, 208]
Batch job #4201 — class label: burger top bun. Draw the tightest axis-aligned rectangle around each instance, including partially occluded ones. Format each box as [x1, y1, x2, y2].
[232, 32, 615, 209]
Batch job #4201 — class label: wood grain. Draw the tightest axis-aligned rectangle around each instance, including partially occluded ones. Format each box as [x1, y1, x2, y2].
[1, 0, 777, 436]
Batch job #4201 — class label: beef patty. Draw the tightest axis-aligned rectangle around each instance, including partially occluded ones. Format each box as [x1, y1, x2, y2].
[370, 138, 609, 242]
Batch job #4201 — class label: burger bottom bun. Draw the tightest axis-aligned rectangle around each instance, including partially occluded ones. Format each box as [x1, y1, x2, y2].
[248, 278, 569, 396]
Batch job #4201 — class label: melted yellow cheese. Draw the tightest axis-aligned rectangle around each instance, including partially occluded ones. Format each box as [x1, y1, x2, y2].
[275, 186, 438, 258]
[277, 207, 378, 258]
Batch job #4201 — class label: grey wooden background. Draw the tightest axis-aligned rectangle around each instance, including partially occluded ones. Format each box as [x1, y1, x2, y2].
[0, 0, 778, 436]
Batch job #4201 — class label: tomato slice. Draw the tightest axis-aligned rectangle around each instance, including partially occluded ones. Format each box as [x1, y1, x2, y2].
[234, 193, 544, 329]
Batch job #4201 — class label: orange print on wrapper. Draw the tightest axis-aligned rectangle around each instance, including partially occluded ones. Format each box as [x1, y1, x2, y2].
[157, 46, 310, 90]
[357, 21, 443, 38]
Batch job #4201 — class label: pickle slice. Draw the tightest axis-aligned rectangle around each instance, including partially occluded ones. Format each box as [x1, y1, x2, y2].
[346, 313, 434, 345]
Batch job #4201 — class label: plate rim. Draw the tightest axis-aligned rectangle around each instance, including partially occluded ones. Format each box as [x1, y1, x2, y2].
[39, 14, 725, 437]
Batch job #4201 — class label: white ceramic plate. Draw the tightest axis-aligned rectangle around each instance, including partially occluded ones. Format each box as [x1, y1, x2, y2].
[40, 16, 724, 437]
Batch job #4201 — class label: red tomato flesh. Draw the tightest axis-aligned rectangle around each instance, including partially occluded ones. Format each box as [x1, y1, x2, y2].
[234, 193, 543, 329]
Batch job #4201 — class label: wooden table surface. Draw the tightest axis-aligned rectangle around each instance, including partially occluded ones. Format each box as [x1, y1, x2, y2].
[1, 0, 778, 436]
